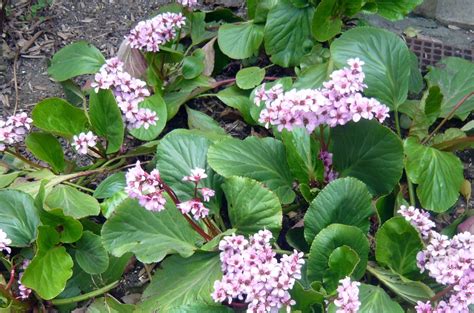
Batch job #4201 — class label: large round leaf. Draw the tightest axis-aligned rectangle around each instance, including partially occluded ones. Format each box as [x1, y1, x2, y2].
[404, 137, 463, 212]
[93, 172, 126, 200]
[32, 98, 88, 137]
[208, 136, 295, 204]
[0, 190, 41, 247]
[89, 89, 124, 154]
[139, 252, 221, 311]
[45, 185, 100, 219]
[40, 208, 83, 244]
[25, 132, 65, 173]
[222, 176, 282, 236]
[75, 231, 109, 275]
[425, 57, 474, 120]
[331, 27, 411, 110]
[264, 0, 314, 67]
[217, 22, 264, 59]
[304, 177, 373, 245]
[129, 94, 167, 141]
[101, 198, 202, 263]
[48, 41, 105, 82]
[156, 130, 223, 214]
[236, 66, 266, 90]
[331, 120, 404, 196]
[307, 224, 369, 283]
[375, 0, 424, 21]
[375, 216, 424, 280]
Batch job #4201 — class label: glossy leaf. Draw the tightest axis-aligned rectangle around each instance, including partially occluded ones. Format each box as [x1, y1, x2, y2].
[304, 177, 373, 244]
[293, 61, 332, 89]
[404, 137, 464, 212]
[217, 22, 264, 59]
[40, 208, 83, 244]
[222, 176, 282, 235]
[182, 54, 205, 80]
[216, 85, 254, 124]
[101, 198, 201, 263]
[75, 231, 109, 275]
[129, 94, 167, 141]
[331, 27, 411, 110]
[48, 41, 105, 81]
[139, 253, 221, 311]
[86, 296, 135, 313]
[93, 172, 126, 199]
[236, 67, 265, 90]
[0, 190, 41, 247]
[375, 217, 424, 279]
[32, 98, 88, 137]
[45, 185, 100, 219]
[264, 0, 314, 67]
[324, 245, 360, 292]
[25, 132, 65, 172]
[208, 136, 295, 204]
[332, 120, 404, 195]
[375, 0, 424, 20]
[186, 106, 227, 136]
[89, 89, 124, 154]
[168, 305, 232, 313]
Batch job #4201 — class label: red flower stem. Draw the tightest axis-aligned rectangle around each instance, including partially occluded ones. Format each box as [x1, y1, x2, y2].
[5, 265, 15, 293]
[211, 76, 280, 89]
[161, 182, 212, 241]
[430, 284, 454, 302]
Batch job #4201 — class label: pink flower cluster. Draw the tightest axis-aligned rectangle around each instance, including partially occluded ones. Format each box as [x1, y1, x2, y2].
[126, 12, 185, 52]
[334, 277, 361, 313]
[398, 205, 436, 239]
[320, 150, 338, 183]
[176, 0, 198, 7]
[255, 58, 390, 133]
[18, 260, 31, 300]
[91, 58, 157, 130]
[71, 131, 98, 155]
[125, 161, 167, 212]
[212, 230, 304, 312]
[0, 229, 12, 254]
[178, 167, 215, 220]
[0, 112, 32, 152]
[399, 207, 474, 313]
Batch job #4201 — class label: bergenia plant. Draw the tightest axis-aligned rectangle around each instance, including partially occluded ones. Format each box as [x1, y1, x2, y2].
[0, 0, 473, 312]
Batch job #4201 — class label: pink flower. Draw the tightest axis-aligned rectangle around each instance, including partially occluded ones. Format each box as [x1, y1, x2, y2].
[177, 199, 209, 219]
[71, 131, 98, 155]
[334, 277, 361, 313]
[200, 188, 215, 202]
[0, 112, 33, 150]
[398, 205, 436, 239]
[176, 0, 198, 7]
[182, 167, 208, 182]
[17, 272, 31, 300]
[0, 229, 12, 254]
[415, 301, 433, 313]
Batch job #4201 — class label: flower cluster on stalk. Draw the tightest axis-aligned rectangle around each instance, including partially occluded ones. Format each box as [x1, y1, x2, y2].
[0, 112, 32, 152]
[212, 230, 304, 312]
[17, 260, 31, 300]
[91, 58, 157, 130]
[71, 131, 98, 155]
[399, 206, 474, 313]
[334, 277, 361, 313]
[319, 150, 338, 183]
[125, 12, 185, 52]
[255, 58, 390, 132]
[176, 0, 198, 7]
[178, 167, 214, 220]
[0, 229, 11, 254]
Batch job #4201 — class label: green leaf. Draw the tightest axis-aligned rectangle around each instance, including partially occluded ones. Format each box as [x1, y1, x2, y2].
[208, 136, 296, 204]
[349, 284, 404, 313]
[168, 304, 232, 313]
[32, 98, 88, 137]
[304, 177, 373, 244]
[367, 263, 434, 304]
[93, 172, 126, 199]
[129, 94, 167, 141]
[332, 120, 404, 195]
[0, 190, 41, 247]
[45, 185, 100, 219]
[236, 66, 266, 90]
[139, 252, 221, 311]
[182, 54, 205, 80]
[0, 172, 20, 188]
[324, 245, 360, 292]
[375, 216, 424, 279]
[40, 208, 83, 243]
[86, 296, 135, 313]
[48, 41, 105, 82]
[291, 281, 325, 312]
[22, 226, 74, 300]
[216, 86, 254, 124]
[404, 137, 464, 212]
[408, 51, 423, 94]
[89, 89, 124, 154]
[101, 198, 201, 263]
[307, 224, 369, 283]
[217, 22, 264, 59]
[311, 0, 343, 42]
[25, 132, 65, 172]
[222, 176, 282, 235]
[281, 127, 323, 185]
[190, 12, 214, 46]
[264, 0, 314, 67]
[100, 191, 128, 219]
[186, 106, 227, 136]
[75, 231, 109, 275]
[156, 130, 223, 215]
[331, 27, 411, 110]
[293, 61, 332, 89]
[375, 0, 424, 20]
[423, 85, 443, 123]
[425, 57, 474, 120]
